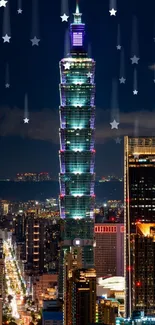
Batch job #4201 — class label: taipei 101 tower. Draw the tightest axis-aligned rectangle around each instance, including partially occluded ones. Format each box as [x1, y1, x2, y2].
[58, 0, 96, 304]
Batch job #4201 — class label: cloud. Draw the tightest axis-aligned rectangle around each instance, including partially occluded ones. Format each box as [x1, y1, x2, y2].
[0, 106, 155, 144]
[0, 107, 59, 143]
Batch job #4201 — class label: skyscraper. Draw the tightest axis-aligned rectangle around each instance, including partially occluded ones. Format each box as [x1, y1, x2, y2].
[131, 223, 155, 315]
[124, 136, 155, 317]
[94, 223, 124, 278]
[59, 1, 96, 301]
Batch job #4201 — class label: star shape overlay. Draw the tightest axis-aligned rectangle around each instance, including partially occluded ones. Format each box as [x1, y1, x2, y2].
[31, 36, 40, 46]
[60, 13, 69, 22]
[119, 77, 126, 84]
[116, 45, 121, 50]
[17, 8, 22, 14]
[115, 137, 121, 144]
[109, 8, 117, 16]
[2, 34, 11, 43]
[23, 118, 29, 124]
[5, 83, 10, 88]
[64, 62, 70, 70]
[0, 0, 7, 7]
[134, 154, 139, 159]
[133, 90, 138, 95]
[110, 120, 119, 129]
[87, 72, 92, 78]
[130, 55, 140, 64]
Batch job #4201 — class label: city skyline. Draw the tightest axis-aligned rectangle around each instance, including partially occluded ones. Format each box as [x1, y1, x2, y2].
[0, 0, 155, 178]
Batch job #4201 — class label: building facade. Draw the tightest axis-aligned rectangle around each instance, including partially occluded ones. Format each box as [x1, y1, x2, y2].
[95, 223, 124, 278]
[66, 268, 96, 325]
[59, 2, 96, 300]
[25, 214, 60, 274]
[124, 136, 155, 317]
[131, 223, 155, 315]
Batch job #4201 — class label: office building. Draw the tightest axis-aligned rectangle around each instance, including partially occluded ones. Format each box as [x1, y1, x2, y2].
[96, 298, 119, 325]
[58, 1, 96, 300]
[124, 136, 155, 317]
[66, 268, 96, 325]
[25, 214, 60, 274]
[131, 223, 155, 315]
[95, 223, 124, 277]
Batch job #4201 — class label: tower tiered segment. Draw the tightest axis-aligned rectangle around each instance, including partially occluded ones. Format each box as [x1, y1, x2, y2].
[59, 3, 96, 271]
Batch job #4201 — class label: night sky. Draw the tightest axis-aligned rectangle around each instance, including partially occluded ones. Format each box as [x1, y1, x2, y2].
[0, 0, 155, 178]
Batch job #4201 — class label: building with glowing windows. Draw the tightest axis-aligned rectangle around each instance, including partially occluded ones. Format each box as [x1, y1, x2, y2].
[131, 223, 155, 316]
[58, 2, 96, 301]
[124, 137, 155, 317]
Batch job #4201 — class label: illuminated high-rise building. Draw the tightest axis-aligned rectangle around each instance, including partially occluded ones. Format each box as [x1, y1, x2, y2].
[66, 268, 96, 325]
[131, 223, 155, 316]
[124, 136, 155, 317]
[59, 1, 96, 300]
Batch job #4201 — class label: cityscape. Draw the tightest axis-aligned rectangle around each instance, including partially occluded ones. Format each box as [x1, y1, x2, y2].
[0, 0, 155, 325]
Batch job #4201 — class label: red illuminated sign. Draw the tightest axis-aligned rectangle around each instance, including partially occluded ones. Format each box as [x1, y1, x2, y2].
[94, 226, 117, 233]
[94, 225, 125, 233]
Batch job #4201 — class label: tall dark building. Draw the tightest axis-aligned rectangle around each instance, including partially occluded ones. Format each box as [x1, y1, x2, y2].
[131, 223, 155, 315]
[58, 1, 96, 300]
[66, 268, 96, 325]
[124, 136, 155, 317]
[25, 214, 60, 274]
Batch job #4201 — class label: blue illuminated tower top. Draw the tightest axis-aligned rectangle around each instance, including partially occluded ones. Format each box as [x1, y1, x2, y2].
[70, 1, 85, 50]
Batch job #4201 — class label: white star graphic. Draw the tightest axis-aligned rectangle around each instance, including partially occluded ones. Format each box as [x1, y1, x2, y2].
[115, 137, 121, 144]
[17, 8, 22, 14]
[109, 8, 117, 16]
[133, 89, 138, 95]
[64, 62, 70, 70]
[23, 118, 29, 124]
[134, 154, 139, 159]
[0, 0, 7, 7]
[110, 120, 119, 129]
[60, 13, 69, 22]
[130, 55, 140, 64]
[153, 79, 155, 83]
[119, 77, 126, 84]
[2, 34, 11, 43]
[31, 36, 40, 46]
[5, 83, 10, 88]
[116, 45, 121, 50]
[87, 72, 92, 78]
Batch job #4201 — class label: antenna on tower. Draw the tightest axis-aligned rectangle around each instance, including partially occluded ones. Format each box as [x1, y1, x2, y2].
[76, 0, 79, 14]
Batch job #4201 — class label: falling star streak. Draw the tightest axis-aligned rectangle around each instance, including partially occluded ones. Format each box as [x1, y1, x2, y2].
[133, 68, 138, 95]
[119, 49, 126, 84]
[2, 0, 11, 43]
[60, 0, 69, 17]
[30, 0, 40, 46]
[109, 0, 117, 15]
[110, 79, 119, 125]
[17, 0, 22, 13]
[131, 16, 140, 62]
[64, 28, 70, 57]
[116, 24, 121, 50]
[5, 63, 10, 88]
[23, 94, 29, 123]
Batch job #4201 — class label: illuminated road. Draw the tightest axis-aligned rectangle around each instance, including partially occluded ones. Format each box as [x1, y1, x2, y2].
[4, 240, 26, 320]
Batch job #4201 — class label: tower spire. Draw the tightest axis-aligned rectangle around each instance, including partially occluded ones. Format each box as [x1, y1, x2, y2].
[76, 0, 79, 14]
[73, 0, 82, 24]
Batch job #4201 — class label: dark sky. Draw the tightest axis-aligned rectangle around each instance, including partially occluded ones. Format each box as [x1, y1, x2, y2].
[0, 0, 155, 178]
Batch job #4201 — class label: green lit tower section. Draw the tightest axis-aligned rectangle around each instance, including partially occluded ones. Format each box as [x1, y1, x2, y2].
[59, 2, 96, 287]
